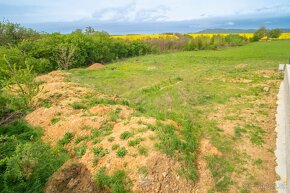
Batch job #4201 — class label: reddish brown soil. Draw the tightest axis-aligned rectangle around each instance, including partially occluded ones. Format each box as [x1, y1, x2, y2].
[87, 63, 105, 70]
[26, 70, 197, 193]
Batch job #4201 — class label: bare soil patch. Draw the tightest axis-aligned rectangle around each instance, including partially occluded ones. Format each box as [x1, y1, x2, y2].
[87, 63, 105, 70]
[44, 160, 96, 193]
[25, 70, 197, 193]
[207, 70, 279, 192]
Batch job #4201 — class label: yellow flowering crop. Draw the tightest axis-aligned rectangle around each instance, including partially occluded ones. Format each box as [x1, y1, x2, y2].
[112, 34, 179, 40]
[188, 33, 254, 39]
[111, 33, 290, 40]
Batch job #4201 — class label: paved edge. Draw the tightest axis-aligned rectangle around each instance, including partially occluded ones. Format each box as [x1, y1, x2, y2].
[275, 81, 288, 193]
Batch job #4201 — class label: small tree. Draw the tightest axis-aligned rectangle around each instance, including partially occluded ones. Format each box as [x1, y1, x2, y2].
[252, 27, 267, 41]
[267, 28, 282, 39]
[56, 44, 76, 70]
[1, 55, 40, 109]
[85, 26, 95, 35]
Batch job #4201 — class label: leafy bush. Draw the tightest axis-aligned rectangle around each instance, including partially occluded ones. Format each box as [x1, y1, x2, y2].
[0, 120, 68, 193]
[116, 147, 127, 157]
[267, 29, 282, 39]
[120, 131, 133, 140]
[183, 35, 247, 51]
[0, 21, 39, 46]
[1, 142, 67, 193]
[0, 56, 40, 109]
[252, 27, 267, 41]
[20, 31, 153, 70]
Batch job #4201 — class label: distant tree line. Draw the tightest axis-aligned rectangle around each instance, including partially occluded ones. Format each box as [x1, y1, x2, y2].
[252, 27, 282, 41]
[0, 21, 154, 121]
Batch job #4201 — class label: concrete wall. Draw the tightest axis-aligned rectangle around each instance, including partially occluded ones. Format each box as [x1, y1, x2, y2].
[285, 65, 290, 193]
[275, 64, 290, 193]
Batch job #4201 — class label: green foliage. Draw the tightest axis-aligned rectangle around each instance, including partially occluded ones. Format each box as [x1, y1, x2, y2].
[50, 118, 60, 124]
[0, 120, 42, 159]
[253, 159, 263, 166]
[206, 155, 234, 191]
[128, 138, 143, 147]
[120, 131, 134, 140]
[116, 147, 127, 157]
[138, 146, 148, 156]
[92, 147, 109, 156]
[58, 132, 74, 146]
[0, 21, 39, 46]
[183, 34, 247, 51]
[246, 124, 265, 145]
[74, 135, 89, 144]
[0, 55, 40, 109]
[70, 102, 87, 109]
[112, 144, 120, 151]
[108, 136, 115, 142]
[0, 120, 68, 193]
[252, 26, 267, 41]
[252, 27, 282, 40]
[95, 168, 131, 193]
[234, 127, 247, 138]
[267, 28, 282, 38]
[19, 31, 153, 71]
[138, 166, 148, 176]
[75, 144, 87, 158]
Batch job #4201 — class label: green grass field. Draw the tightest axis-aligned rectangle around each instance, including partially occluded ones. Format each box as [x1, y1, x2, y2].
[69, 41, 289, 192]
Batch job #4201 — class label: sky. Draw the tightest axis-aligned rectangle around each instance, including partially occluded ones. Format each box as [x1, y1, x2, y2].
[1, 0, 290, 33]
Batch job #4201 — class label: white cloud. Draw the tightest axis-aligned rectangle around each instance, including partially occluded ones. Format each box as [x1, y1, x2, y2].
[1, 0, 290, 23]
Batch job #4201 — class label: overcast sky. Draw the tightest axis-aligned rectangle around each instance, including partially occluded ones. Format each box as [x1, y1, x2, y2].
[1, 0, 290, 23]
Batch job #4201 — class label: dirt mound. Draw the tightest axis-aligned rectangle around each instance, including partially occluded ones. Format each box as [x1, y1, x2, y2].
[87, 63, 105, 70]
[25, 70, 197, 192]
[36, 70, 69, 83]
[138, 153, 196, 193]
[44, 160, 96, 193]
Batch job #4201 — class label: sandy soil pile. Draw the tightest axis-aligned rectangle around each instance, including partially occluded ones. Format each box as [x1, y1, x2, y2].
[87, 63, 105, 70]
[25, 70, 196, 193]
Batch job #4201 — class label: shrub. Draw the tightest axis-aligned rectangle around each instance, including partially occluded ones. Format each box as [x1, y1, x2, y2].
[1, 142, 67, 193]
[112, 144, 120, 151]
[252, 27, 267, 41]
[0, 21, 39, 46]
[0, 120, 68, 193]
[120, 131, 133, 140]
[128, 138, 143, 147]
[0, 55, 40, 109]
[116, 147, 127, 157]
[267, 29, 282, 39]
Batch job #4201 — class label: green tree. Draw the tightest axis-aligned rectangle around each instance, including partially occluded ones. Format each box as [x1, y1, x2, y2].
[252, 27, 267, 41]
[56, 44, 76, 70]
[0, 21, 39, 46]
[267, 28, 282, 38]
[0, 55, 40, 109]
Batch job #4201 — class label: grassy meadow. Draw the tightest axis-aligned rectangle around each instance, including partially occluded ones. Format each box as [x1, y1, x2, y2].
[1, 20, 288, 192]
[69, 40, 289, 192]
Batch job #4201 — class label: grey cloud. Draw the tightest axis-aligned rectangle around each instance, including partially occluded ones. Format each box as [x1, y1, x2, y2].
[91, 4, 169, 22]
[134, 6, 169, 21]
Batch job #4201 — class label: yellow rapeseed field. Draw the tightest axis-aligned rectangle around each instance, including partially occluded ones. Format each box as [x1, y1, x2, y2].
[188, 33, 254, 39]
[112, 33, 290, 40]
[112, 34, 179, 40]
